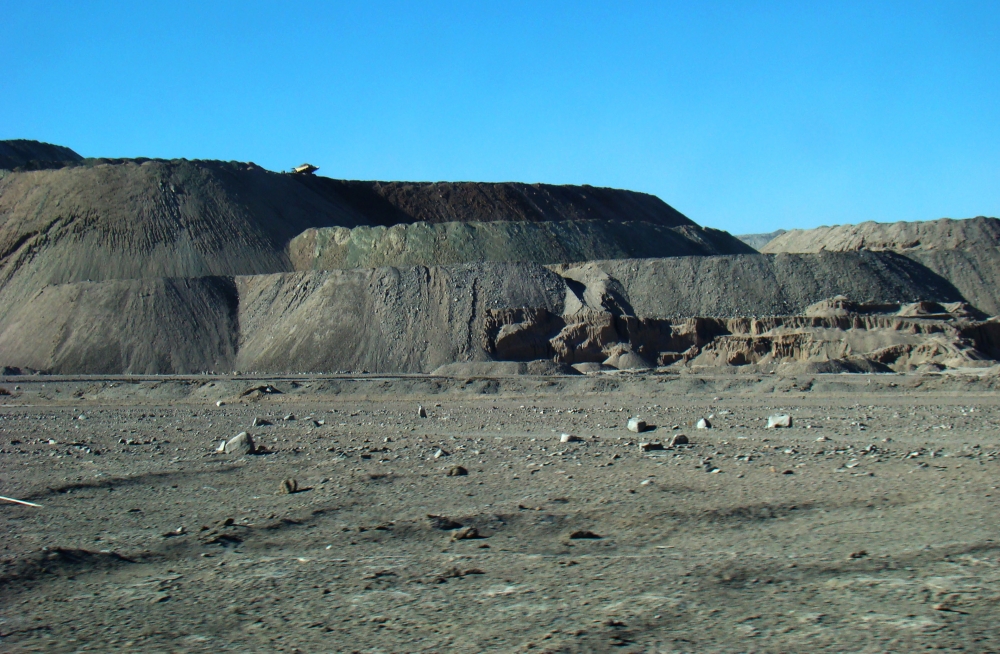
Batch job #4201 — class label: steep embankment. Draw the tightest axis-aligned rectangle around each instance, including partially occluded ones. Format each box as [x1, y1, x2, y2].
[290, 220, 752, 270]
[0, 159, 368, 312]
[0, 139, 82, 171]
[761, 217, 1000, 253]
[0, 277, 239, 374]
[0, 252, 989, 375]
[552, 251, 965, 318]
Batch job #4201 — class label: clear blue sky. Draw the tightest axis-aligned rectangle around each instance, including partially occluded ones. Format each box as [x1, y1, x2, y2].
[2, 1, 998, 234]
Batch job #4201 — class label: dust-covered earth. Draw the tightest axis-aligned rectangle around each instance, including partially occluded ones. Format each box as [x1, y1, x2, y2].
[2, 371, 999, 652]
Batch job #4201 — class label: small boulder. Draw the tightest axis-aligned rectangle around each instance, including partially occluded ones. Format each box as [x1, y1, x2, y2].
[223, 432, 255, 455]
[640, 442, 664, 451]
[560, 433, 583, 443]
[627, 417, 647, 433]
[669, 434, 689, 447]
[216, 400, 225, 407]
[434, 448, 449, 458]
[451, 527, 480, 540]
[568, 530, 601, 539]
[767, 414, 793, 429]
[696, 418, 711, 429]
[279, 479, 298, 494]
[447, 465, 468, 476]
[252, 417, 272, 427]
[418, 405, 427, 418]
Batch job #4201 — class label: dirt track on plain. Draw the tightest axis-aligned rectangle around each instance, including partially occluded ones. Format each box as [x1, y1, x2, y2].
[2, 372, 999, 652]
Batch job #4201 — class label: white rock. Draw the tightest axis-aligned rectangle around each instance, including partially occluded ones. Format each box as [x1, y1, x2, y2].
[627, 417, 647, 433]
[418, 405, 427, 418]
[696, 418, 711, 429]
[216, 400, 225, 407]
[434, 448, 449, 458]
[223, 432, 255, 455]
[216, 441, 226, 453]
[767, 414, 793, 429]
[560, 433, 582, 443]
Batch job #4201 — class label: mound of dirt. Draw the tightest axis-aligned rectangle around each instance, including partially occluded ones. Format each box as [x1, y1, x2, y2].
[316, 179, 695, 228]
[551, 251, 967, 318]
[0, 159, 375, 315]
[0, 139, 82, 171]
[761, 217, 1000, 253]
[0, 277, 238, 374]
[0, 156, 728, 313]
[290, 219, 752, 270]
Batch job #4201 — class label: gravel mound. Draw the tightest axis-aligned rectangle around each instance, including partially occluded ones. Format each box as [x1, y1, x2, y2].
[761, 217, 1000, 253]
[0, 139, 82, 171]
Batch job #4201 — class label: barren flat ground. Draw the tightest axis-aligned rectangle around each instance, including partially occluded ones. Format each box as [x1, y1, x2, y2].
[1, 372, 999, 653]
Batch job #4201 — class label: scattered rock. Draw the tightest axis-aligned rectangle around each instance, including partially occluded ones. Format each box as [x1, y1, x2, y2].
[418, 405, 427, 418]
[447, 466, 468, 476]
[215, 400, 225, 407]
[627, 417, 647, 433]
[434, 448, 449, 458]
[568, 530, 601, 539]
[782, 469, 795, 475]
[283, 414, 295, 421]
[451, 527, 480, 540]
[215, 441, 226, 453]
[669, 434, 689, 447]
[696, 418, 711, 429]
[767, 414, 793, 429]
[849, 550, 868, 559]
[560, 433, 583, 443]
[252, 417, 272, 427]
[640, 442, 664, 451]
[428, 515, 463, 530]
[279, 479, 299, 494]
[223, 432, 255, 455]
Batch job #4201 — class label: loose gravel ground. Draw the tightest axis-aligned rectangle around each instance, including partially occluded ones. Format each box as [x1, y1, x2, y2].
[1, 372, 999, 652]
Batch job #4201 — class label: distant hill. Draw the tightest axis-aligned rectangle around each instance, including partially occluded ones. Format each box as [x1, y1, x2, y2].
[761, 217, 1000, 253]
[736, 229, 786, 251]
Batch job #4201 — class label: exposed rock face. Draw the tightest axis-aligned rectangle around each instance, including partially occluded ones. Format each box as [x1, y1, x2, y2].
[761, 217, 1000, 253]
[0, 140, 82, 171]
[289, 220, 753, 270]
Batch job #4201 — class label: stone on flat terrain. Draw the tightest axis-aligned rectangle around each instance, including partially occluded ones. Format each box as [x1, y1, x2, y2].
[223, 432, 255, 455]
[767, 414, 793, 429]
[696, 418, 711, 429]
[669, 434, 689, 447]
[627, 417, 647, 433]
[560, 433, 582, 443]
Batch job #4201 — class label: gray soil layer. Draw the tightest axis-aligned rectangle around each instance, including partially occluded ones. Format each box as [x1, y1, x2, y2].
[762, 216, 1000, 253]
[1, 373, 998, 652]
[290, 220, 753, 270]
